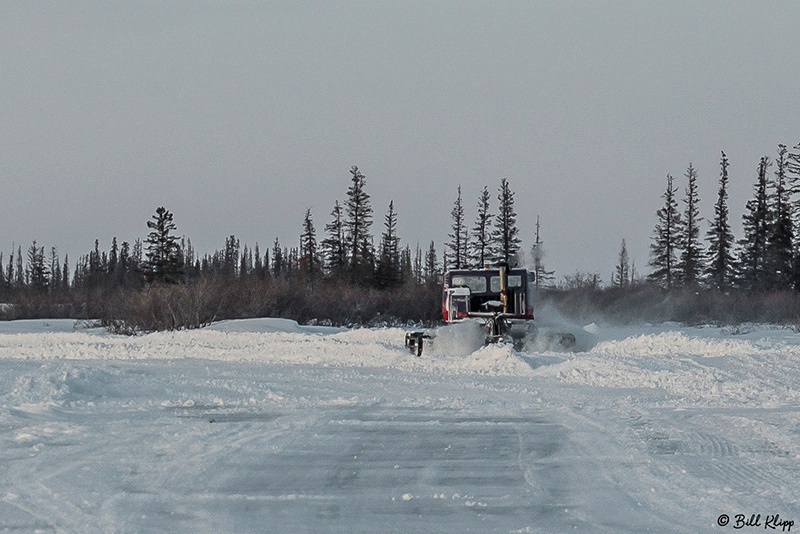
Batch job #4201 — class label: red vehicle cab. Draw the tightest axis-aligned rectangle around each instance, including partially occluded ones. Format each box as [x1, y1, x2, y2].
[442, 267, 535, 323]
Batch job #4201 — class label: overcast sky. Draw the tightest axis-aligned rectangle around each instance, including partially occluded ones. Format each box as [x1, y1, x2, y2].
[2, 1, 799, 280]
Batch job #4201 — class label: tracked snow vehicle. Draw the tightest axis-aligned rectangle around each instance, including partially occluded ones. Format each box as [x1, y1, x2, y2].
[405, 264, 575, 356]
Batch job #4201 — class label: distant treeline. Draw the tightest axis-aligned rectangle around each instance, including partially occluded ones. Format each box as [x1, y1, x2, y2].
[4, 146, 800, 331]
[545, 142, 800, 326]
[642, 145, 800, 292]
[0, 167, 533, 331]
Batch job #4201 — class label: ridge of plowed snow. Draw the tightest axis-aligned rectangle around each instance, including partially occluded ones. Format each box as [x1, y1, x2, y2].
[0, 324, 534, 377]
[535, 330, 800, 407]
[592, 330, 784, 358]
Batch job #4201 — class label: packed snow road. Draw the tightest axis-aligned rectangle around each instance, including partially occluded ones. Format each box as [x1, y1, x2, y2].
[0, 319, 798, 533]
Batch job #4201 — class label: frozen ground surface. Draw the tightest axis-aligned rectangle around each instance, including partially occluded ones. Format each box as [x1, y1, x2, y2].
[1, 318, 799, 533]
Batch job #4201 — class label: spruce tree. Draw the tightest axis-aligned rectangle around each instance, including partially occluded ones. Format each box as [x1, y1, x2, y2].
[358, 240, 375, 282]
[131, 239, 143, 272]
[240, 244, 251, 279]
[705, 152, 736, 289]
[344, 166, 373, 281]
[253, 243, 264, 279]
[322, 200, 347, 279]
[117, 242, 130, 286]
[183, 238, 197, 279]
[413, 243, 423, 285]
[787, 142, 800, 288]
[446, 186, 468, 269]
[49, 247, 60, 292]
[283, 246, 293, 276]
[399, 245, 412, 284]
[738, 157, 771, 289]
[787, 142, 800, 218]
[648, 174, 683, 289]
[62, 255, 70, 291]
[491, 178, 522, 265]
[375, 201, 401, 288]
[613, 239, 630, 288]
[470, 186, 493, 268]
[424, 241, 439, 285]
[299, 208, 321, 282]
[271, 238, 283, 277]
[26, 241, 48, 291]
[287, 247, 299, 277]
[224, 235, 240, 278]
[15, 245, 24, 288]
[87, 239, 102, 288]
[679, 163, 704, 286]
[109, 238, 118, 279]
[766, 144, 793, 289]
[144, 207, 183, 284]
[4, 249, 12, 291]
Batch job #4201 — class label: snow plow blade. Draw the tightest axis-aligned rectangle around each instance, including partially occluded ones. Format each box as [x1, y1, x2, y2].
[405, 331, 431, 357]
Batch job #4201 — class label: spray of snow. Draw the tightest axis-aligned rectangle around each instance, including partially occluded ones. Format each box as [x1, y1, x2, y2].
[425, 320, 486, 357]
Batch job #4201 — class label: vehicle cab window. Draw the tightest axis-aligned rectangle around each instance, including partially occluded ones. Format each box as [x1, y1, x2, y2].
[450, 276, 487, 293]
[489, 275, 522, 293]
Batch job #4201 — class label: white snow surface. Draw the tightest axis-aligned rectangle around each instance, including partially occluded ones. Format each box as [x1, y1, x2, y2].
[1, 318, 799, 532]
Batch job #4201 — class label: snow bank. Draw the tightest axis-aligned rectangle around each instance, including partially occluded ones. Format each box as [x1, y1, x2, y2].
[536, 327, 800, 407]
[2, 320, 800, 403]
[0, 318, 533, 376]
[460, 344, 536, 376]
[592, 330, 782, 359]
[206, 317, 342, 335]
[0, 319, 100, 335]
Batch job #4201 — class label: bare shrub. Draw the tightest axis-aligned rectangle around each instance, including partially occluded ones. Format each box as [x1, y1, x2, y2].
[102, 280, 227, 334]
[536, 285, 800, 326]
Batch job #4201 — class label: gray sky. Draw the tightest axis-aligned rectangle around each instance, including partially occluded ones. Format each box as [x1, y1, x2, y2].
[2, 1, 799, 280]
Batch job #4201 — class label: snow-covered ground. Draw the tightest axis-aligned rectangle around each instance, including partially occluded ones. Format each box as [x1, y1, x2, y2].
[1, 318, 798, 533]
